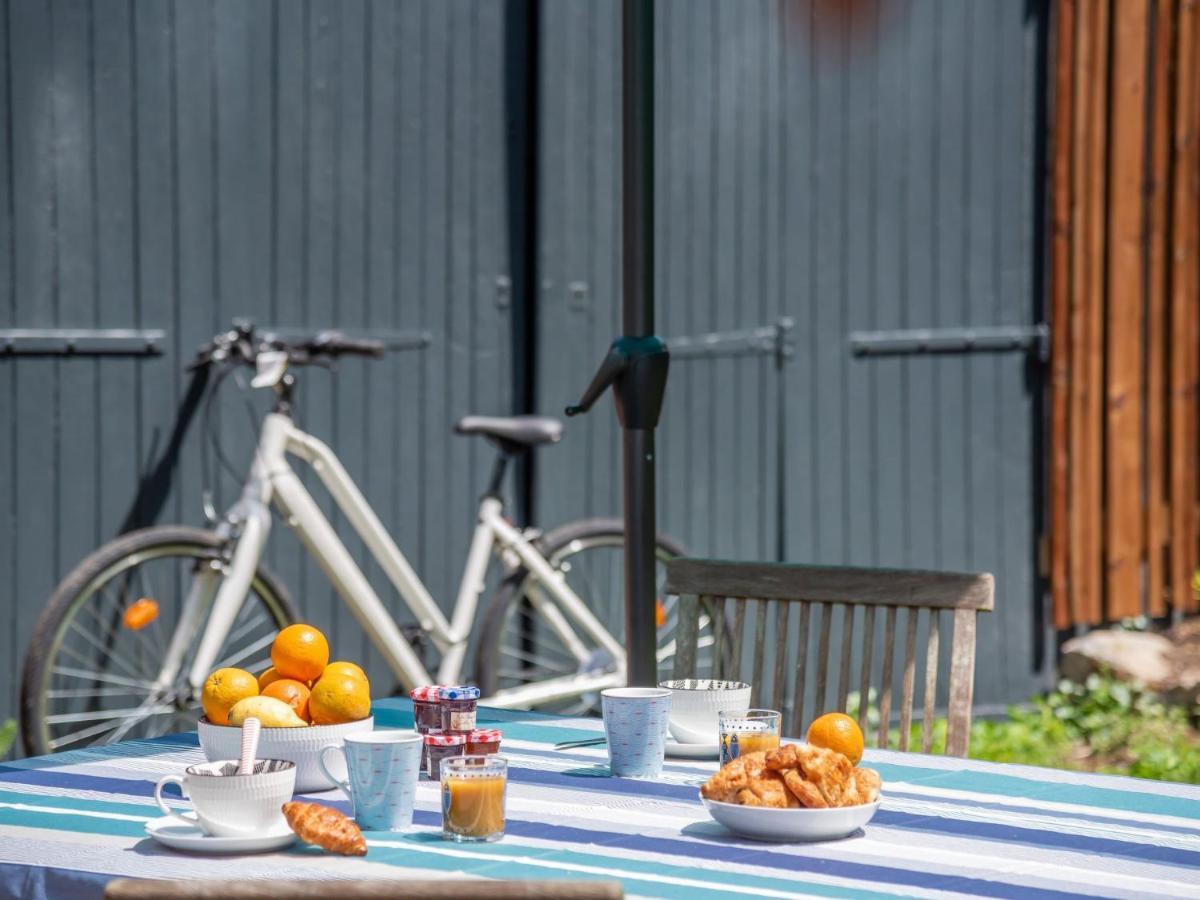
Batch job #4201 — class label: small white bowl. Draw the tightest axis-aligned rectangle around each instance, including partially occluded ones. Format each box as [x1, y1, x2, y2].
[658, 679, 751, 745]
[197, 716, 374, 793]
[701, 795, 881, 842]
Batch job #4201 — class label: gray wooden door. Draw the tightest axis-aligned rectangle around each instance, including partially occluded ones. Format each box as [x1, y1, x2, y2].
[0, 0, 511, 727]
[535, 0, 1051, 714]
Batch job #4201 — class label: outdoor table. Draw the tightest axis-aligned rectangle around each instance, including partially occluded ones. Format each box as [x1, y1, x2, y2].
[1, 699, 1198, 899]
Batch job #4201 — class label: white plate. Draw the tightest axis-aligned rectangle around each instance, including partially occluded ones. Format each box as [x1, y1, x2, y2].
[145, 816, 297, 854]
[665, 738, 720, 760]
[701, 795, 881, 842]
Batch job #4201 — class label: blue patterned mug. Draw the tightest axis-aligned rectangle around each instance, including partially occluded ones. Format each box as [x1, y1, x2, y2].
[601, 687, 673, 778]
[318, 729, 422, 831]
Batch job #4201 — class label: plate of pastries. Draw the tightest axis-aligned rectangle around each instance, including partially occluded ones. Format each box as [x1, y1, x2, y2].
[700, 743, 882, 842]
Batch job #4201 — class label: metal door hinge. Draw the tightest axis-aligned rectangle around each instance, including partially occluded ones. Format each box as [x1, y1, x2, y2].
[849, 324, 1049, 361]
[0, 328, 165, 357]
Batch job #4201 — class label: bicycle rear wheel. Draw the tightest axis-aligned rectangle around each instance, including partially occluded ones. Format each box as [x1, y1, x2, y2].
[20, 526, 296, 756]
[475, 518, 720, 714]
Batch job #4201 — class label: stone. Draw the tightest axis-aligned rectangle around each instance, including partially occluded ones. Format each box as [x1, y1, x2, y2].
[1059, 630, 1175, 690]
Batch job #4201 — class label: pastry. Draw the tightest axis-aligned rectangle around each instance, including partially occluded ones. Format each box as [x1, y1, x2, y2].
[700, 751, 799, 808]
[282, 801, 367, 856]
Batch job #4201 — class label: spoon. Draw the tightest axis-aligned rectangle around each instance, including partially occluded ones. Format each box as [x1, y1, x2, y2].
[238, 716, 261, 775]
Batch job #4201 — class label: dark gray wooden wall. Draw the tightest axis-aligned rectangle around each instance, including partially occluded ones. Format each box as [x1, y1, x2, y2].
[536, 0, 1051, 714]
[0, 0, 511, 724]
[0, 0, 1050, 734]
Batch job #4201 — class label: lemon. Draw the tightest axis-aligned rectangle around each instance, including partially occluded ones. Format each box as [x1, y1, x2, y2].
[228, 695, 308, 728]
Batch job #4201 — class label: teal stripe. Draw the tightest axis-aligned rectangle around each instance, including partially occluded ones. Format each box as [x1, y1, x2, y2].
[360, 835, 898, 899]
[873, 763, 1200, 821]
[0, 788, 154, 820]
[0, 804, 147, 838]
[372, 705, 601, 745]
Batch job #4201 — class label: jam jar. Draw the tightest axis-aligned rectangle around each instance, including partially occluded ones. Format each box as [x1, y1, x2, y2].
[438, 685, 481, 732]
[424, 732, 466, 779]
[410, 685, 445, 733]
[464, 728, 502, 756]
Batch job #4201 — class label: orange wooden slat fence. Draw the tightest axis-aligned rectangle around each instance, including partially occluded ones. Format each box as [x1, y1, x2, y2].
[1049, 0, 1200, 627]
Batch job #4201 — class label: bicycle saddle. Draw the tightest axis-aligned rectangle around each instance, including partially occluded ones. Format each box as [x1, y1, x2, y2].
[454, 415, 563, 451]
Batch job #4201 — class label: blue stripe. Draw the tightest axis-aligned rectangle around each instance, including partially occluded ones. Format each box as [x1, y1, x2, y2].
[388, 809, 1094, 899]
[0, 767, 1122, 898]
[881, 787, 1200, 838]
[7, 759, 1199, 871]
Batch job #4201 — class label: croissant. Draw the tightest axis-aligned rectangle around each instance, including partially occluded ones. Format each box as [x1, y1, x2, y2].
[282, 801, 367, 856]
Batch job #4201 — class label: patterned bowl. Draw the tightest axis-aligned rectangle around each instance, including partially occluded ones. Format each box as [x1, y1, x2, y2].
[197, 716, 374, 793]
[658, 679, 752, 745]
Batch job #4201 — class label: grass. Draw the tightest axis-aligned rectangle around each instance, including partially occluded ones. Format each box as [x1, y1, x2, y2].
[853, 675, 1200, 784]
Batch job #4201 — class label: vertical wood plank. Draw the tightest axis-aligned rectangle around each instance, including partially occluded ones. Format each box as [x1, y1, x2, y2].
[772, 601, 790, 716]
[672, 594, 699, 680]
[712, 597, 727, 679]
[730, 600, 747, 685]
[1144, 0, 1175, 619]
[1104, 0, 1150, 620]
[1170, 0, 1200, 614]
[750, 600, 767, 706]
[814, 603, 830, 715]
[877, 606, 896, 749]
[921, 609, 940, 754]
[836, 604, 854, 713]
[1068, 0, 1110, 626]
[946, 608, 978, 757]
[1049, 0, 1077, 629]
[791, 600, 811, 735]
[857, 605, 875, 733]
[898, 608, 919, 751]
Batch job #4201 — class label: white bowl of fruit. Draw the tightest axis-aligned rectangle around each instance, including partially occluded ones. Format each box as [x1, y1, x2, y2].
[198, 625, 374, 792]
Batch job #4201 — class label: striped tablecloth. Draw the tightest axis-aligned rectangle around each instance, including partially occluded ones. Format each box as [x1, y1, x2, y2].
[1, 699, 1198, 899]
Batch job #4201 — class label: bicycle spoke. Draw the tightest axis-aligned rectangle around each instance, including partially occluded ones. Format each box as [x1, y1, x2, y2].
[47, 687, 150, 699]
[51, 665, 157, 691]
[46, 704, 175, 726]
[49, 716, 151, 750]
[211, 632, 276, 671]
[65, 620, 147, 683]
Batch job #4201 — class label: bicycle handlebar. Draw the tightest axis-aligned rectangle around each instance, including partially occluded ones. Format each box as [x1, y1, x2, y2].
[188, 322, 386, 371]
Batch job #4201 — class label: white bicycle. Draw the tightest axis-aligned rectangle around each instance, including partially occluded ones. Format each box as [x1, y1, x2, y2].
[20, 323, 717, 756]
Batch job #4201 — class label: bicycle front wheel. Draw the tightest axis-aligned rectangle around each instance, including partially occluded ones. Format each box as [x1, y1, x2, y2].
[20, 526, 297, 756]
[475, 518, 720, 714]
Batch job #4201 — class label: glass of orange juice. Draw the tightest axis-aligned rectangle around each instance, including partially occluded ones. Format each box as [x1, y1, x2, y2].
[718, 709, 782, 766]
[441, 756, 507, 842]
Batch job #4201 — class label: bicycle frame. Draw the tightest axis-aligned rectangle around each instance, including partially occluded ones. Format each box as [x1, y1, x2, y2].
[179, 412, 626, 707]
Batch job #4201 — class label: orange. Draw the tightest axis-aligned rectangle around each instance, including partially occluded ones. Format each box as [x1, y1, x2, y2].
[201, 668, 259, 726]
[806, 712, 864, 765]
[309, 672, 372, 725]
[257, 666, 285, 691]
[270, 624, 330, 683]
[262, 678, 312, 723]
[123, 598, 159, 631]
[322, 660, 367, 682]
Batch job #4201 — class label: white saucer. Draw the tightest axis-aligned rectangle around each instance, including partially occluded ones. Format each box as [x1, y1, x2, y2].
[145, 817, 297, 854]
[665, 738, 720, 760]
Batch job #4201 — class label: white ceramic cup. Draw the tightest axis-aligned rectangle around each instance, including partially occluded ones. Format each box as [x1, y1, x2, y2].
[154, 759, 296, 837]
[658, 679, 752, 745]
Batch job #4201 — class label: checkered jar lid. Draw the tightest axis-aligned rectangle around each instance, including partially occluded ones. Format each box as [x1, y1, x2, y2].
[438, 685, 481, 701]
[465, 729, 502, 743]
[424, 732, 467, 746]
[409, 685, 444, 702]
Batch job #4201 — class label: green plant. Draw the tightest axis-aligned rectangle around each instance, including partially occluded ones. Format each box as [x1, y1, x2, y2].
[971, 675, 1200, 782]
[869, 674, 1200, 783]
[0, 719, 15, 759]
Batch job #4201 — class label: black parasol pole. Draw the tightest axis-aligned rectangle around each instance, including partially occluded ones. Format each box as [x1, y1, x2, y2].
[565, 0, 667, 688]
